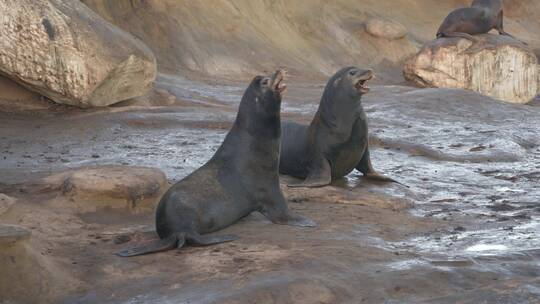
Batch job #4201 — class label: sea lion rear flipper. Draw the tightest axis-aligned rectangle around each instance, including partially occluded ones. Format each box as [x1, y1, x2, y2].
[288, 157, 331, 188]
[115, 234, 183, 257]
[437, 31, 477, 42]
[187, 233, 239, 246]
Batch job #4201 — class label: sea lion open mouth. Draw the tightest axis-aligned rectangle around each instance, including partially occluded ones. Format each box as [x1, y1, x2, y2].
[355, 72, 373, 94]
[272, 70, 287, 95]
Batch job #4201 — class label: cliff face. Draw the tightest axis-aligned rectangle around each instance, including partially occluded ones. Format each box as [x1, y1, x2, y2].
[81, 0, 540, 81]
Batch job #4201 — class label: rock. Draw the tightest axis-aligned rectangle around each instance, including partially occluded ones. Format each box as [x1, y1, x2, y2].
[403, 34, 538, 104]
[0, 224, 77, 304]
[113, 87, 177, 107]
[43, 166, 168, 212]
[0, 224, 31, 247]
[0, 194, 17, 216]
[365, 18, 408, 40]
[537, 65, 540, 95]
[0, 0, 157, 108]
[0, 75, 50, 111]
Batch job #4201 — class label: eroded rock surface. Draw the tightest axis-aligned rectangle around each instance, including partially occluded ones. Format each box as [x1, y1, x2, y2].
[404, 34, 538, 104]
[42, 166, 168, 212]
[0, 0, 157, 107]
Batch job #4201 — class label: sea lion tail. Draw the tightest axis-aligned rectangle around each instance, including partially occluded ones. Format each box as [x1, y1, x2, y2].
[115, 234, 184, 257]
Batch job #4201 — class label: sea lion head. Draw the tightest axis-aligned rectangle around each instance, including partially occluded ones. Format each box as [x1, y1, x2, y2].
[237, 70, 287, 137]
[332, 66, 373, 96]
[317, 67, 373, 128]
[321, 67, 373, 107]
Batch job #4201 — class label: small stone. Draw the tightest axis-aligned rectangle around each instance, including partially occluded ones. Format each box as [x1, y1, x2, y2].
[113, 234, 131, 245]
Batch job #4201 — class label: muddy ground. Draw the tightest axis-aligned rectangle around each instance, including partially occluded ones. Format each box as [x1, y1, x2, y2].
[1, 75, 539, 303]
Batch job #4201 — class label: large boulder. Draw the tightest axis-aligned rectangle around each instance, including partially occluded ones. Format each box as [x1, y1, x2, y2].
[0, 0, 157, 108]
[403, 34, 538, 104]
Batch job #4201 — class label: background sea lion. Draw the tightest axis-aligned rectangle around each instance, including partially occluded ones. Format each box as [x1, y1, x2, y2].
[436, 0, 519, 42]
[116, 70, 316, 257]
[279, 67, 397, 188]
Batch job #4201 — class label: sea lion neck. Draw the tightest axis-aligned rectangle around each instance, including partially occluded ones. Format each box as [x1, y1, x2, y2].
[312, 86, 362, 132]
[212, 91, 282, 166]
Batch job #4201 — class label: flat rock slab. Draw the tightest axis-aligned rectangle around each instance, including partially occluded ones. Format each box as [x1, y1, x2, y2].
[0, 193, 17, 215]
[404, 34, 538, 104]
[0, 224, 31, 246]
[0, 0, 157, 107]
[43, 165, 168, 212]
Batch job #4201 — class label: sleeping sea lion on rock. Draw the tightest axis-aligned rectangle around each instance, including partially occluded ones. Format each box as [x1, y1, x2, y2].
[116, 70, 316, 257]
[279, 67, 398, 188]
[437, 0, 522, 42]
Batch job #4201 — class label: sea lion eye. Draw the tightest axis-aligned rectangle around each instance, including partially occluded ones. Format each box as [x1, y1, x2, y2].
[349, 70, 357, 76]
[261, 78, 270, 86]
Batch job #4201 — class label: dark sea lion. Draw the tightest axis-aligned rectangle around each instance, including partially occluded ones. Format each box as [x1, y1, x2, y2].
[436, 0, 520, 42]
[279, 67, 397, 188]
[116, 70, 316, 257]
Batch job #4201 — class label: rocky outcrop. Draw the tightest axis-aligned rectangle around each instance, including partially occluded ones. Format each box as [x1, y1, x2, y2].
[365, 18, 407, 40]
[80, 0, 540, 82]
[403, 34, 538, 104]
[0, 0, 157, 108]
[42, 166, 168, 212]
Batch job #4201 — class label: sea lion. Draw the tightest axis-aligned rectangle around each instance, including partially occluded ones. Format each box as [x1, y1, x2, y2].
[279, 67, 397, 188]
[436, 0, 519, 42]
[116, 70, 316, 257]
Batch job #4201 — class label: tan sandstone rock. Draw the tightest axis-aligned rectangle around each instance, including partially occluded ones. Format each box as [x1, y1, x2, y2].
[43, 166, 168, 212]
[403, 34, 538, 104]
[0, 0, 157, 108]
[365, 18, 408, 40]
[0, 193, 17, 216]
[0, 224, 78, 303]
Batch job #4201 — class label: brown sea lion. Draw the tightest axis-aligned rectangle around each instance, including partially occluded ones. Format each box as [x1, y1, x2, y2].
[116, 70, 316, 257]
[279, 67, 398, 188]
[436, 0, 521, 42]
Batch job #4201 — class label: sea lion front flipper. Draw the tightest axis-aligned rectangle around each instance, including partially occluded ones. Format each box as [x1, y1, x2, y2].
[115, 234, 182, 257]
[356, 147, 406, 186]
[260, 196, 317, 227]
[187, 233, 239, 246]
[288, 157, 331, 188]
